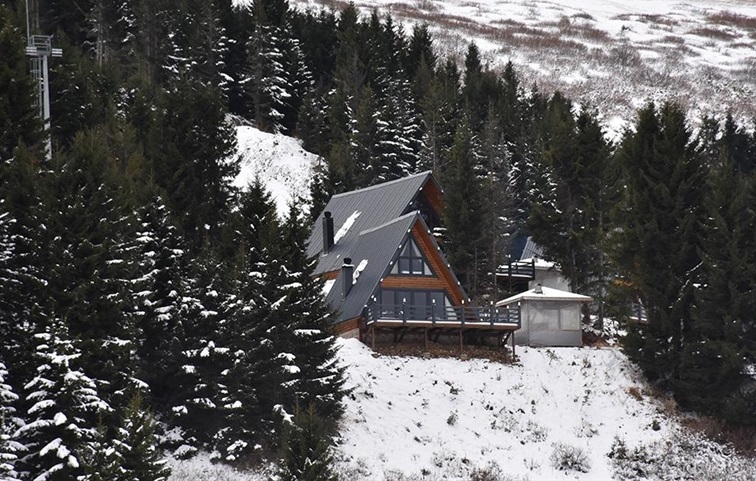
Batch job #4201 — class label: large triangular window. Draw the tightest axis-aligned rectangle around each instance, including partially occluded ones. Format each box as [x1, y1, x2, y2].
[391, 238, 433, 276]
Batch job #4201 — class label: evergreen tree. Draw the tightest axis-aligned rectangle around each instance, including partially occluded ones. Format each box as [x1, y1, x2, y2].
[277, 202, 346, 417]
[674, 131, 756, 423]
[168, 250, 234, 454]
[528, 99, 614, 309]
[39, 128, 142, 418]
[116, 393, 171, 481]
[132, 197, 188, 409]
[148, 78, 238, 245]
[0, 362, 21, 481]
[442, 115, 486, 295]
[613, 102, 707, 383]
[419, 59, 460, 173]
[0, 150, 47, 391]
[79, 418, 122, 481]
[478, 110, 516, 298]
[16, 324, 109, 481]
[274, 404, 338, 481]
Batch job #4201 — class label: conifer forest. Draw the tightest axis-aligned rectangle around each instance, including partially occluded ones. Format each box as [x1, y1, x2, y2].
[0, 0, 755, 478]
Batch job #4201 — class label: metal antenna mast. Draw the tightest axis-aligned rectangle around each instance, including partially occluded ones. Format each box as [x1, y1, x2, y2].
[24, 0, 62, 160]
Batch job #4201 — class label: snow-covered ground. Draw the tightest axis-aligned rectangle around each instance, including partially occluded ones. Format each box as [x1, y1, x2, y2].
[233, 126, 318, 216]
[292, 0, 756, 137]
[170, 339, 756, 480]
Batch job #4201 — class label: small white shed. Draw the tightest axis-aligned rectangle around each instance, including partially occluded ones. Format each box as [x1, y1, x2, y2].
[496, 285, 591, 347]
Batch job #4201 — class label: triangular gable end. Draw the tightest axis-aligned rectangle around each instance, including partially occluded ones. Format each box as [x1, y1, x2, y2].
[380, 216, 467, 307]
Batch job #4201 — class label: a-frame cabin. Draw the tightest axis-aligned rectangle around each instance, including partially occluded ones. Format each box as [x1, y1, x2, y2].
[307, 172, 520, 349]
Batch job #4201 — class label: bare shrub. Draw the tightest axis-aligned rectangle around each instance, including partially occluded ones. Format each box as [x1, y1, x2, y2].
[550, 443, 591, 473]
[707, 10, 756, 30]
[681, 416, 756, 457]
[413, 0, 439, 12]
[609, 431, 756, 481]
[608, 43, 642, 68]
[688, 27, 737, 41]
[659, 34, 685, 45]
[572, 12, 595, 22]
[626, 386, 643, 401]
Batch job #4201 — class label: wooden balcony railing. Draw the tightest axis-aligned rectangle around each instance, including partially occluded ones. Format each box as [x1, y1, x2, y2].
[495, 259, 536, 280]
[364, 302, 521, 328]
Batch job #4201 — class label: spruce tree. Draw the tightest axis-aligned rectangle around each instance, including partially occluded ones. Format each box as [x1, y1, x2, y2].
[277, 202, 346, 418]
[442, 114, 486, 295]
[275, 404, 338, 481]
[132, 197, 189, 409]
[613, 102, 707, 383]
[38, 128, 142, 418]
[674, 133, 756, 423]
[16, 323, 109, 481]
[116, 393, 171, 481]
[214, 179, 287, 460]
[148, 78, 238, 246]
[0, 362, 21, 481]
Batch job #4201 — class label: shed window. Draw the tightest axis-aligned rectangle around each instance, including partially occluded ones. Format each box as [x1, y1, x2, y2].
[391, 238, 432, 276]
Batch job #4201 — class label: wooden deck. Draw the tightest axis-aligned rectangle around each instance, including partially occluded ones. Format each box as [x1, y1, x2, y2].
[361, 303, 521, 355]
[495, 259, 536, 280]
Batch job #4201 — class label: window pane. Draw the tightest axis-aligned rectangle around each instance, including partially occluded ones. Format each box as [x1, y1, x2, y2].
[412, 258, 423, 274]
[399, 259, 411, 273]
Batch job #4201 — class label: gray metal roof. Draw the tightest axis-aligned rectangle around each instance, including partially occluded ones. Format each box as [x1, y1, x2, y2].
[307, 171, 437, 275]
[520, 236, 544, 261]
[325, 212, 418, 323]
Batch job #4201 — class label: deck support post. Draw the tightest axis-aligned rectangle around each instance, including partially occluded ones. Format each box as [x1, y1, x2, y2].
[511, 330, 516, 359]
[371, 325, 375, 350]
[459, 328, 463, 354]
[424, 328, 428, 350]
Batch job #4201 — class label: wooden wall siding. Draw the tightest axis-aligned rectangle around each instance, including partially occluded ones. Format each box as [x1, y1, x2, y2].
[333, 317, 361, 335]
[421, 179, 443, 215]
[381, 276, 448, 290]
[323, 270, 339, 280]
[378, 220, 466, 322]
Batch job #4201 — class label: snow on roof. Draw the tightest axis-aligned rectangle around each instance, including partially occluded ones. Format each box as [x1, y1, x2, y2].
[496, 286, 592, 306]
[334, 211, 361, 244]
[322, 279, 335, 297]
[520, 256, 556, 270]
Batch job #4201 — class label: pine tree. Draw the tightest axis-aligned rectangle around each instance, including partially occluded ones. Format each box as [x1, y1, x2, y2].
[613, 102, 707, 383]
[276, 202, 346, 417]
[442, 114, 486, 295]
[16, 323, 109, 481]
[275, 404, 338, 481]
[116, 392, 171, 481]
[0, 362, 21, 481]
[148, 78, 238, 245]
[674, 128, 756, 423]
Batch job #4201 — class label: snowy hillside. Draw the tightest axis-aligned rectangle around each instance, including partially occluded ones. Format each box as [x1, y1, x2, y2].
[170, 339, 756, 480]
[233, 126, 318, 216]
[292, 0, 756, 135]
